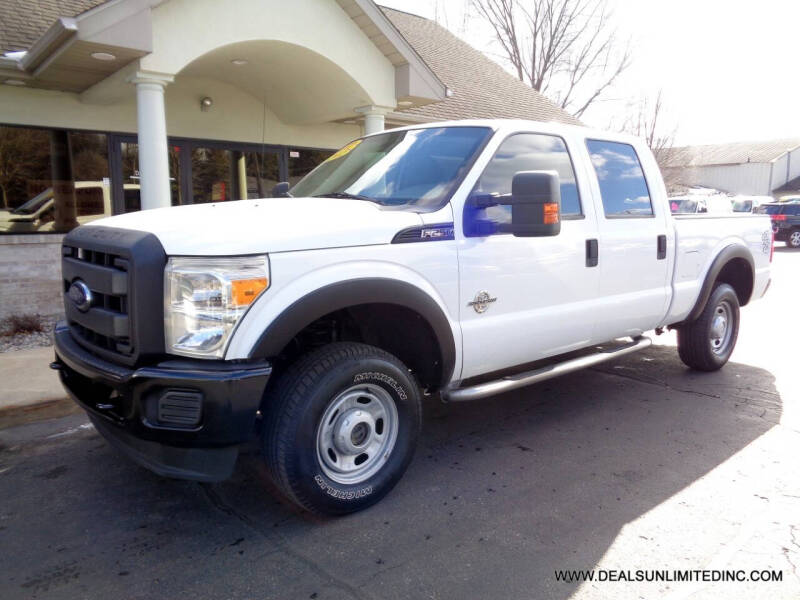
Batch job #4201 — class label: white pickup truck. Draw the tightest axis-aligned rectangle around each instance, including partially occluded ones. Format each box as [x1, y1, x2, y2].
[52, 120, 772, 515]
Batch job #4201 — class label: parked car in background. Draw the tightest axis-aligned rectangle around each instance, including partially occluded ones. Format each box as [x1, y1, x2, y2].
[757, 202, 800, 247]
[0, 187, 58, 231]
[669, 194, 733, 215]
[731, 195, 771, 213]
[0, 181, 137, 233]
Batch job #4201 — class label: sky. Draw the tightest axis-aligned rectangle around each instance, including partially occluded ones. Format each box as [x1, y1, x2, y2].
[379, 0, 800, 146]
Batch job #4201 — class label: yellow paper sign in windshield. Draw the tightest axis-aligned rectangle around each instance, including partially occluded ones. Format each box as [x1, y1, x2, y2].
[326, 139, 362, 162]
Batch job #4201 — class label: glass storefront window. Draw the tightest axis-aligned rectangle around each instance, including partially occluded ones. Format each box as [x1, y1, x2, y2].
[0, 127, 52, 234]
[0, 126, 112, 234]
[120, 141, 180, 212]
[192, 147, 233, 203]
[191, 148, 280, 202]
[239, 150, 279, 199]
[0, 123, 336, 231]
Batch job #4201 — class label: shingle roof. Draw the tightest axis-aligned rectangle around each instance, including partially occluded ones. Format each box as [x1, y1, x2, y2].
[0, 0, 579, 125]
[381, 7, 579, 125]
[661, 138, 800, 168]
[0, 0, 105, 53]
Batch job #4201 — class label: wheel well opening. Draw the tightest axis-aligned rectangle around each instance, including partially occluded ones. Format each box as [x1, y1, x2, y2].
[272, 303, 444, 391]
[715, 258, 753, 306]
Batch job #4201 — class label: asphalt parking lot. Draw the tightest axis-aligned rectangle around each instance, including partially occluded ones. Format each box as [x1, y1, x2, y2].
[1, 249, 798, 600]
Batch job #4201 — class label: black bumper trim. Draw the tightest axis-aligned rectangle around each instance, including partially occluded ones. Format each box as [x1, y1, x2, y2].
[90, 415, 238, 482]
[53, 321, 271, 481]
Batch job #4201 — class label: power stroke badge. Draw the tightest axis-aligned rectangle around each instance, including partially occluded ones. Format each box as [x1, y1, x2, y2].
[468, 291, 497, 313]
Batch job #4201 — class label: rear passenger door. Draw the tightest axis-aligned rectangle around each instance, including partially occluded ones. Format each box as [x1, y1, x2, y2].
[584, 139, 671, 341]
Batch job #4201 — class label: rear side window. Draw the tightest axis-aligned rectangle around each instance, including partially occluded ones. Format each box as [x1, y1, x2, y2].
[757, 205, 783, 215]
[785, 205, 800, 216]
[586, 140, 653, 217]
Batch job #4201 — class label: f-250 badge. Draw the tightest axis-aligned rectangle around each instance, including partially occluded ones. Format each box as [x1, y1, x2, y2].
[468, 291, 497, 313]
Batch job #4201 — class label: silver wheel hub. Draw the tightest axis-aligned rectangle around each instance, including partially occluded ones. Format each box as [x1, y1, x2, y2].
[710, 301, 733, 354]
[316, 383, 399, 485]
[791, 231, 800, 245]
[333, 409, 374, 455]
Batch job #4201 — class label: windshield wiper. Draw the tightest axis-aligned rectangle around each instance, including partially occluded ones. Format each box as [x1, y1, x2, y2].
[313, 192, 377, 202]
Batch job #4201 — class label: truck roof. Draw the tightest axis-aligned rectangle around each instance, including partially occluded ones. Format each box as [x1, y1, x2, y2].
[369, 118, 643, 147]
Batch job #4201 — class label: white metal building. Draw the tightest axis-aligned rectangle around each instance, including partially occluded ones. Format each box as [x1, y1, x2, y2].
[661, 138, 800, 197]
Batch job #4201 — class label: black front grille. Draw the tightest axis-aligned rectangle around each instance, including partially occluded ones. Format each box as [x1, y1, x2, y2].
[62, 245, 132, 357]
[62, 226, 167, 366]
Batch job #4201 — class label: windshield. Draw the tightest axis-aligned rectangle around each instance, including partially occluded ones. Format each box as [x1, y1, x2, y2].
[290, 127, 492, 210]
[669, 199, 698, 214]
[732, 200, 752, 212]
[757, 205, 783, 215]
[11, 188, 53, 215]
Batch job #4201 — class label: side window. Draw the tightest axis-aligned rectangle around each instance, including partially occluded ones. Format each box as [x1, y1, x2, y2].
[586, 140, 653, 217]
[466, 133, 582, 236]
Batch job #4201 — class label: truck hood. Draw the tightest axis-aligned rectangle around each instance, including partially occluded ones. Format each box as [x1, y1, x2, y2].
[86, 197, 423, 255]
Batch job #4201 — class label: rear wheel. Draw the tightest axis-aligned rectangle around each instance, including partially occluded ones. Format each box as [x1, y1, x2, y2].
[788, 229, 800, 248]
[261, 342, 421, 515]
[677, 283, 740, 371]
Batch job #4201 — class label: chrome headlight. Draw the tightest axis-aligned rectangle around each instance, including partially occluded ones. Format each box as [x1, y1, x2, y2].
[164, 255, 269, 358]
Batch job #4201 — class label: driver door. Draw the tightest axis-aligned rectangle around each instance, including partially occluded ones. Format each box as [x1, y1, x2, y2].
[456, 132, 600, 381]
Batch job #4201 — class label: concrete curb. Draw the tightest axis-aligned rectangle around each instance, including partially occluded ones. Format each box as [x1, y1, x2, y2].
[0, 397, 80, 430]
[0, 345, 77, 429]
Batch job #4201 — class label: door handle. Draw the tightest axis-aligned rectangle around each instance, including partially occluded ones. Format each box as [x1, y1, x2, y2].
[657, 235, 667, 260]
[586, 238, 598, 267]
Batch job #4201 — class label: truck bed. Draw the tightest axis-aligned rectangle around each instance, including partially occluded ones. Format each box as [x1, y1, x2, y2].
[666, 214, 772, 324]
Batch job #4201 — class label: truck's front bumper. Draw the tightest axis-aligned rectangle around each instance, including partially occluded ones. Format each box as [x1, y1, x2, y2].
[52, 322, 271, 482]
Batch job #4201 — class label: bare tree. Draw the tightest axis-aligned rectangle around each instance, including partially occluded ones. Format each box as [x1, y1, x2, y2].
[621, 90, 676, 163]
[472, 0, 630, 118]
[619, 90, 682, 191]
[0, 127, 50, 209]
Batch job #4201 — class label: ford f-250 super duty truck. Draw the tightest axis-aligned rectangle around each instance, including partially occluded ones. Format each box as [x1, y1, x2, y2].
[52, 120, 772, 515]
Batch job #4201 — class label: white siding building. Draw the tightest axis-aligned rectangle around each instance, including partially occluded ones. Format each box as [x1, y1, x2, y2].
[661, 138, 800, 197]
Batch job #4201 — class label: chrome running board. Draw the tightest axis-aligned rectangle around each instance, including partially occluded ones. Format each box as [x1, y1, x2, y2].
[443, 336, 652, 402]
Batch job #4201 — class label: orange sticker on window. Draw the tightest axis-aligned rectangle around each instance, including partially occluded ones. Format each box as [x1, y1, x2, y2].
[543, 202, 559, 225]
[326, 140, 362, 162]
[231, 277, 268, 306]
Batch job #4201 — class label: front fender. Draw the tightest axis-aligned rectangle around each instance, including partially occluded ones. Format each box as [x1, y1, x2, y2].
[224, 258, 461, 385]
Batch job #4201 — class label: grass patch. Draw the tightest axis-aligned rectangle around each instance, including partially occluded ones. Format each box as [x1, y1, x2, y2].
[0, 314, 45, 337]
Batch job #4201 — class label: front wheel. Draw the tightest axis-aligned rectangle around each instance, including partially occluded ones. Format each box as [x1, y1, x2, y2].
[677, 283, 740, 371]
[261, 342, 421, 515]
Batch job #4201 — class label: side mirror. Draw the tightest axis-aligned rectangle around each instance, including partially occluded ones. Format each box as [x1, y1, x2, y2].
[506, 171, 561, 237]
[271, 182, 291, 198]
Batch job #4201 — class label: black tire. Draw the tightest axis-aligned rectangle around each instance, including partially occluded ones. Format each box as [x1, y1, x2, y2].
[261, 342, 421, 516]
[677, 283, 740, 371]
[788, 229, 800, 248]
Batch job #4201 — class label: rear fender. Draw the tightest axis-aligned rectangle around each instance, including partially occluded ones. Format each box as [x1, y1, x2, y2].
[683, 243, 754, 323]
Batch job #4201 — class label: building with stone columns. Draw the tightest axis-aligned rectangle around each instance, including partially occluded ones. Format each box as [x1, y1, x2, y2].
[0, 0, 577, 318]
